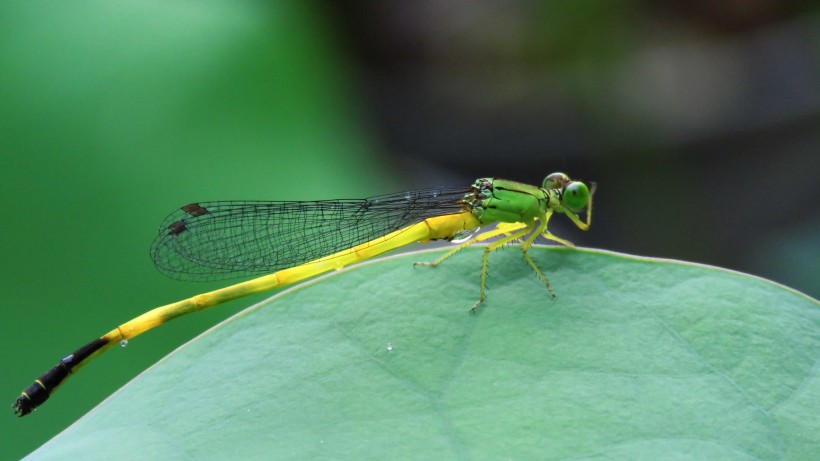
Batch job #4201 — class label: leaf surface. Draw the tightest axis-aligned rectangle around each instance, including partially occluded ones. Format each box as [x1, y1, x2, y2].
[27, 247, 820, 460]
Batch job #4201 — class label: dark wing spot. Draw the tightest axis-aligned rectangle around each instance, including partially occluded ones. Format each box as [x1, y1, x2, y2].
[167, 220, 187, 236]
[181, 203, 209, 217]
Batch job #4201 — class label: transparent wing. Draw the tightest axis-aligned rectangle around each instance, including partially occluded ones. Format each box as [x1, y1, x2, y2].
[150, 186, 470, 281]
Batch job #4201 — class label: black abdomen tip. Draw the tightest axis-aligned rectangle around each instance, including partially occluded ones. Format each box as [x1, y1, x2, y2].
[12, 389, 43, 417]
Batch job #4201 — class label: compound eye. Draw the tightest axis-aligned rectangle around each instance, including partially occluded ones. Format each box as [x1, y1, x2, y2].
[563, 181, 589, 211]
[542, 172, 570, 190]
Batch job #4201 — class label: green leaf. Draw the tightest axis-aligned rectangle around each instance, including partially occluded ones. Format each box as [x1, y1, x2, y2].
[27, 247, 820, 460]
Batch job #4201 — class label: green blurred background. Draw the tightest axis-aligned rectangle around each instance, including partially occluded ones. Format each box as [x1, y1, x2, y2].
[1, 1, 818, 458]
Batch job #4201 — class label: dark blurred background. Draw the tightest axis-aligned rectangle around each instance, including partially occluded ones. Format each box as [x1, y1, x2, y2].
[327, 0, 820, 296]
[2, 1, 818, 459]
